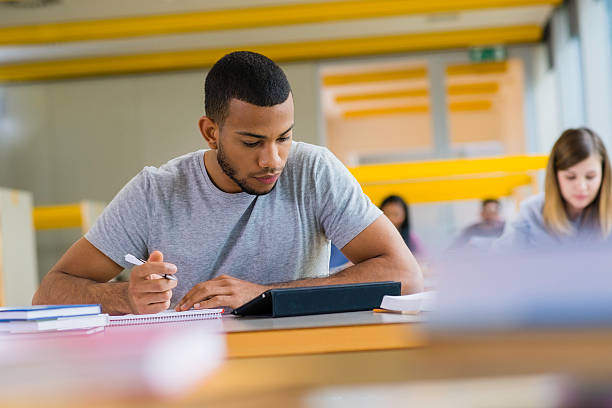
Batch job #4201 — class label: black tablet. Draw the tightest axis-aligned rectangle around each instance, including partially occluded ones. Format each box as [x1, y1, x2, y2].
[232, 281, 401, 317]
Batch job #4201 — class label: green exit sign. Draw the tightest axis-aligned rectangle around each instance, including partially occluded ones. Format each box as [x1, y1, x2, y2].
[469, 46, 507, 62]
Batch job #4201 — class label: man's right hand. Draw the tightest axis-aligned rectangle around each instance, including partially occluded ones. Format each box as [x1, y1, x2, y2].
[127, 251, 178, 314]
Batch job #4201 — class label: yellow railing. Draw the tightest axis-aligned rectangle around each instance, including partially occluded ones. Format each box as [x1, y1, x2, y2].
[32, 204, 82, 230]
[32, 201, 106, 232]
[351, 155, 547, 204]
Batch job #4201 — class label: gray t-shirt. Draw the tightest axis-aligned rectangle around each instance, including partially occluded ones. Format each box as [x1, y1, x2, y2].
[85, 142, 382, 305]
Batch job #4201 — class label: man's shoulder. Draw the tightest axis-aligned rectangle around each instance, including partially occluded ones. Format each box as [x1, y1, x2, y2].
[140, 150, 204, 183]
[285, 142, 335, 176]
[128, 150, 204, 198]
[290, 141, 330, 160]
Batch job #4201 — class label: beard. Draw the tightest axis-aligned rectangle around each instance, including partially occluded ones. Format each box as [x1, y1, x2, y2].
[217, 141, 278, 196]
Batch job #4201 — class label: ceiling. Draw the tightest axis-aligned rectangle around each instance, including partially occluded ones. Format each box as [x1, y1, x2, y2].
[0, 0, 559, 82]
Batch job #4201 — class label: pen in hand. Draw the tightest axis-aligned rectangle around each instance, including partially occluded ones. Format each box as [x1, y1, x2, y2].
[124, 254, 178, 281]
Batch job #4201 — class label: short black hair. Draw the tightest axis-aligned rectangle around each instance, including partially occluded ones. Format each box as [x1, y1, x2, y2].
[204, 51, 292, 126]
[482, 198, 500, 208]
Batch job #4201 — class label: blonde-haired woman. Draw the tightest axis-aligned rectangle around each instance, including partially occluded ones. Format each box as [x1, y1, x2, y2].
[496, 128, 612, 248]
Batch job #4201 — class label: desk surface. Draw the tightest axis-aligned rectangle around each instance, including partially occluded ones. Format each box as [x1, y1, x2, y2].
[104, 311, 428, 358]
[222, 311, 427, 358]
[221, 310, 425, 332]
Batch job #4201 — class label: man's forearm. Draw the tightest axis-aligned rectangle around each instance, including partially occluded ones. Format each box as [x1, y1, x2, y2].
[271, 255, 423, 294]
[32, 271, 132, 315]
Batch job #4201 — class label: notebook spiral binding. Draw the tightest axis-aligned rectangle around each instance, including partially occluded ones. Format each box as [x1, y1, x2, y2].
[109, 310, 223, 326]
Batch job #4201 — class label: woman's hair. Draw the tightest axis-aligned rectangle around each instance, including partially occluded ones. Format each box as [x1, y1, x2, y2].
[380, 195, 414, 250]
[542, 127, 612, 237]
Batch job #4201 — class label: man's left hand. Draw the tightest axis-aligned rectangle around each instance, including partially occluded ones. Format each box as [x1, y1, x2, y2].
[175, 275, 269, 311]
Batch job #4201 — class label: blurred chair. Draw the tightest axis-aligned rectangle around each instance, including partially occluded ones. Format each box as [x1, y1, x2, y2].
[0, 187, 38, 306]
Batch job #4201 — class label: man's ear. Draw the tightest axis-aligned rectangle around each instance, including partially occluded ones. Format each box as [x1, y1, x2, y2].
[198, 116, 219, 150]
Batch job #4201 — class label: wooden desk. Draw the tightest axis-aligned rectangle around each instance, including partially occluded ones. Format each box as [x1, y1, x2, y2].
[221, 311, 427, 358]
[6, 317, 612, 408]
[191, 328, 612, 407]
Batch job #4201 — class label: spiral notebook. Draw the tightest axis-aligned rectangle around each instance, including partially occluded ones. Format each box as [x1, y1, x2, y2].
[109, 309, 223, 326]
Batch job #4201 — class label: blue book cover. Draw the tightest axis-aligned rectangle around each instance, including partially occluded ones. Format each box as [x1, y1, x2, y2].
[0, 304, 102, 321]
[0, 314, 108, 332]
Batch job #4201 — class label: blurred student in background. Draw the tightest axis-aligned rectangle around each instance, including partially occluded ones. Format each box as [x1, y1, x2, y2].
[496, 128, 612, 249]
[451, 198, 505, 248]
[330, 194, 423, 272]
[379, 195, 424, 257]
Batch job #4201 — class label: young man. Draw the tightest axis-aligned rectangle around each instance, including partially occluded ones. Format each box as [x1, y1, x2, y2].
[33, 51, 423, 315]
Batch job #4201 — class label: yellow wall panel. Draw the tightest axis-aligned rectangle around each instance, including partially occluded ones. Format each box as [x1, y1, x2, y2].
[324, 68, 427, 86]
[335, 88, 429, 103]
[447, 61, 508, 76]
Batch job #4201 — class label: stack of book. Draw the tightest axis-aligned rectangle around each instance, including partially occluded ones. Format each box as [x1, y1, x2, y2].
[0, 304, 108, 333]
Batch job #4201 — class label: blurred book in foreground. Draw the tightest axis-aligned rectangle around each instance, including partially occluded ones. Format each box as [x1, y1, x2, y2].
[306, 374, 566, 408]
[0, 323, 225, 402]
[431, 245, 612, 332]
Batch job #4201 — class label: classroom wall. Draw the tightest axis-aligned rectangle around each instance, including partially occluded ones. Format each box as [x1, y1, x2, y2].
[324, 54, 528, 167]
[0, 62, 322, 278]
[0, 62, 321, 204]
[327, 114, 432, 166]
